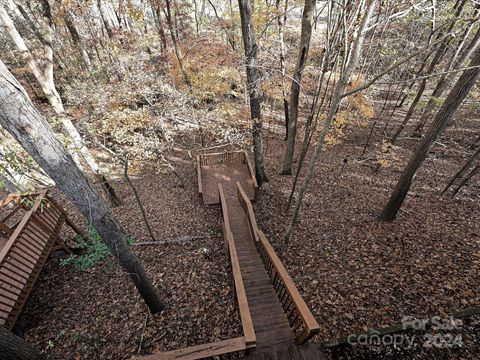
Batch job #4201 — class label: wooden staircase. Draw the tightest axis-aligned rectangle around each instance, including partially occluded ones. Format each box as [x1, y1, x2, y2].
[140, 151, 324, 359]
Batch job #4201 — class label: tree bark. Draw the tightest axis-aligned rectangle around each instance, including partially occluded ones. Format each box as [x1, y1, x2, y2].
[380, 45, 480, 221]
[276, 0, 288, 140]
[238, 0, 268, 185]
[0, 2, 101, 176]
[285, 0, 376, 241]
[124, 160, 156, 242]
[390, 0, 467, 142]
[0, 61, 165, 313]
[62, 8, 92, 70]
[151, 0, 168, 50]
[207, 0, 236, 50]
[413, 24, 480, 136]
[0, 326, 40, 360]
[442, 147, 480, 194]
[97, 0, 114, 39]
[164, 0, 192, 90]
[282, 0, 315, 175]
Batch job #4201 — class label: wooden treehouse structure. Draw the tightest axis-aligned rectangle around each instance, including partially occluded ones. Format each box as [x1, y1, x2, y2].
[142, 151, 324, 359]
[0, 190, 82, 330]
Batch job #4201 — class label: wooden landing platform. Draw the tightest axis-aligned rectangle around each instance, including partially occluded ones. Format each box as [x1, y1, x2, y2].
[197, 151, 257, 205]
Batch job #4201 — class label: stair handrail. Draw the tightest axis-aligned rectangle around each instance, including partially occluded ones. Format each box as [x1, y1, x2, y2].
[256, 229, 320, 344]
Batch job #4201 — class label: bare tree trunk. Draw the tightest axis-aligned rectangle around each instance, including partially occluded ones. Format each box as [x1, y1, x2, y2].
[0, 2, 101, 176]
[285, 0, 376, 241]
[238, 0, 268, 185]
[391, 0, 467, 141]
[413, 24, 480, 136]
[442, 147, 480, 194]
[450, 163, 480, 196]
[0, 61, 165, 313]
[124, 160, 156, 241]
[97, 0, 114, 39]
[207, 0, 236, 50]
[151, 0, 168, 50]
[62, 9, 92, 70]
[276, 0, 288, 139]
[380, 45, 480, 221]
[164, 0, 192, 90]
[0, 326, 40, 360]
[282, 0, 316, 175]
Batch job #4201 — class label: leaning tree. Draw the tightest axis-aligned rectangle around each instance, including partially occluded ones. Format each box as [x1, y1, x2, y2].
[238, 0, 268, 185]
[0, 60, 165, 313]
[380, 44, 480, 220]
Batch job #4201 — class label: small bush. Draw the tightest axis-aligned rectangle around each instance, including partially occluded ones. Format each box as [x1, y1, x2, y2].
[60, 227, 133, 270]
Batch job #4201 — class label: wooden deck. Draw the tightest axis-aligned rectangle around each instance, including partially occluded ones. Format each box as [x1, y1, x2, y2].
[198, 151, 257, 205]
[143, 151, 324, 359]
[0, 191, 82, 330]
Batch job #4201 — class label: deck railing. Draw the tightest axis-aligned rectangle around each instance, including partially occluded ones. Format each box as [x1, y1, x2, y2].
[256, 230, 320, 344]
[0, 190, 69, 329]
[198, 151, 246, 166]
[218, 183, 256, 350]
[197, 151, 258, 190]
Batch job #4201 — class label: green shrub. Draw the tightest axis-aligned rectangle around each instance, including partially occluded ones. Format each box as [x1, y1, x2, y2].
[60, 227, 133, 270]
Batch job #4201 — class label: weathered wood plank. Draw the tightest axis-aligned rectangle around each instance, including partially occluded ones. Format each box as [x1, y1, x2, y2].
[0, 191, 74, 330]
[236, 182, 259, 243]
[139, 337, 247, 360]
[218, 184, 256, 348]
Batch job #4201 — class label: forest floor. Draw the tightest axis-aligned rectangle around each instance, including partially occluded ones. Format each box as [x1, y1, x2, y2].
[16, 163, 242, 359]
[256, 99, 480, 358]
[12, 93, 480, 359]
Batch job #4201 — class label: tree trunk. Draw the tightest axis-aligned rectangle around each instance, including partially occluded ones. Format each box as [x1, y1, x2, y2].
[0, 326, 40, 360]
[63, 9, 92, 70]
[380, 46, 480, 221]
[413, 25, 480, 136]
[0, 61, 165, 313]
[282, 0, 315, 175]
[275, 0, 288, 139]
[164, 0, 192, 90]
[442, 147, 480, 194]
[97, 0, 114, 39]
[0, 2, 102, 176]
[151, 0, 168, 50]
[391, 0, 466, 141]
[238, 0, 268, 185]
[285, 0, 376, 241]
[451, 163, 480, 196]
[207, 0, 236, 50]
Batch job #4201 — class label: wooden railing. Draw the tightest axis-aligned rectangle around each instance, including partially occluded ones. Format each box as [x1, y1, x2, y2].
[256, 230, 320, 344]
[197, 150, 257, 190]
[218, 184, 256, 350]
[242, 151, 258, 190]
[236, 182, 259, 244]
[235, 183, 320, 344]
[198, 151, 246, 166]
[0, 191, 73, 329]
